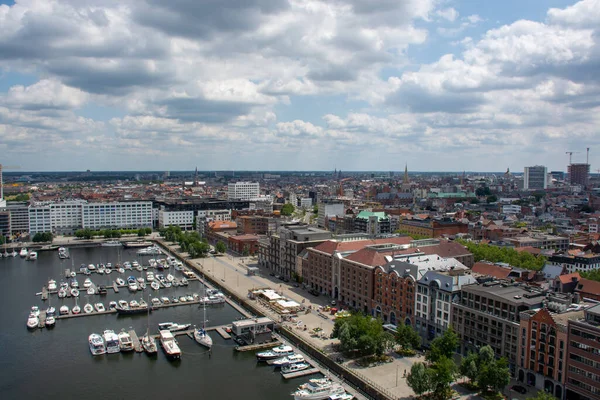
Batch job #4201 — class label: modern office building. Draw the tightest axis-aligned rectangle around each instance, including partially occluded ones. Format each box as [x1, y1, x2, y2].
[524, 165, 548, 190]
[547, 253, 600, 273]
[0, 202, 29, 236]
[227, 182, 260, 200]
[0, 163, 4, 208]
[317, 200, 345, 228]
[28, 204, 52, 235]
[158, 210, 195, 230]
[569, 163, 590, 187]
[353, 211, 391, 235]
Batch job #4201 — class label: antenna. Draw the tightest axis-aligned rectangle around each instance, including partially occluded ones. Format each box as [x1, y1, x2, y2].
[587, 147, 590, 165]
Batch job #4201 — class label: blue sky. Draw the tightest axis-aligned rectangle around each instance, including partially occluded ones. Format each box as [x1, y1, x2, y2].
[0, 0, 598, 171]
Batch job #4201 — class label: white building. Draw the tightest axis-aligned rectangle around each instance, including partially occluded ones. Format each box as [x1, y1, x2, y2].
[28, 204, 52, 235]
[502, 204, 522, 214]
[158, 210, 195, 230]
[82, 202, 152, 230]
[524, 165, 548, 190]
[300, 198, 313, 209]
[50, 201, 85, 233]
[228, 182, 260, 200]
[317, 201, 345, 228]
[0, 163, 5, 208]
[197, 209, 231, 221]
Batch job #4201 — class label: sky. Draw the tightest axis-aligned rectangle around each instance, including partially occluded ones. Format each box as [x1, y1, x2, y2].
[0, 0, 599, 172]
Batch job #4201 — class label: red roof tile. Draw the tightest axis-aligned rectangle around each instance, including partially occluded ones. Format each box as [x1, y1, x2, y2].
[312, 237, 412, 255]
[472, 262, 512, 279]
[575, 278, 600, 295]
[558, 272, 580, 285]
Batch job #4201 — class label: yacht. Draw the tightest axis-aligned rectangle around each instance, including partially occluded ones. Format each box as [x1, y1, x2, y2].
[26, 251, 38, 261]
[45, 314, 56, 328]
[19, 248, 28, 257]
[88, 264, 96, 272]
[146, 271, 155, 281]
[87, 287, 95, 295]
[88, 333, 106, 356]
[281, 362, 311, 375]
[97, 265, 105, 274]
[58, 248, 69, 259]
[72, 302, 81, 314]
[59, 305, 70, 315]
[71, 279, 79, 288]
[118, 300, 129, 309]
[256, 345, 294, 361]
[129, 300, 139, 308]
[151, 298, 161, 307]
[48, 279, 57, 291]
[269, 354, 306, 367]
[71, 288, 80, 297]
[84, 303, 94, 314]
[292, 379, 347, 400]
[118, 330, 134, 352]
[116, 277, 125, 286]
[127, 276, 138, 291]
[103, 330, 120, 354]
[94, 303, 105, 312]
[141, 333, 158, 355]
[193, 327, 213, 349]
[27, 313, 39, 330]
[161, 296, 170, 304]
[83, 278, 93, 288]
[30, 306, 40, 317]
[102, 240, 122, 247]
[159, 330, 181, 360]
[151, 281, 160, 291]
[158, 322, 191, 332]
[108, 301, 117, 310]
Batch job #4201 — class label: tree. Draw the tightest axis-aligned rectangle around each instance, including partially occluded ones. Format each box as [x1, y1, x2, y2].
[215, 241, 226, 254]
[137, 228, 146, 237]
[407, 362, 433, 397]
[430, 356, 457, 399]
[427, 328, 459, 363]
[281, 203, 295, 216]
[478, 357, 510, 394]
[486, 194, 498, 203]
[476, 187, 491, 196]
[529, 392, 558, 400]
[0, 236, 5, 245]
[459, 352, 479, 384]
[332, 313, 387, 357]
[144, 227, 152, 235]
[32, 232, 53, 243]
[396, 322, 421, 350]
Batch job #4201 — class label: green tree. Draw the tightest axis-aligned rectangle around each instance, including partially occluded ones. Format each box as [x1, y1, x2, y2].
[528, 392, 558, 400]
[486, 194, 498, 203]
[459, 352, 479, 384]
[313, 205, 318, 214]
[281, 203, 295, 216]
[478, 357, 510, 394]
[407, 362, 433, 397]
[0, 236, 4, 245]
[32, 232, 53, 243]
[137, 228, 146, 237]
[144, 227, 152, 235]
[430, 356, 457, 399]
[332, 313, 387, 357]
[396, 322, 421, 350]
[215, 241, 227, 254]
[427, 328, 459, 363]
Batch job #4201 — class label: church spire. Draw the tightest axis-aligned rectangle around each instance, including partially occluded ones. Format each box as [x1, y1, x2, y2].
[403, 163, 409, 184]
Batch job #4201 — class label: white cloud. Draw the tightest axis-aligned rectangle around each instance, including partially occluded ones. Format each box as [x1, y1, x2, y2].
[436, 8, 459, 22]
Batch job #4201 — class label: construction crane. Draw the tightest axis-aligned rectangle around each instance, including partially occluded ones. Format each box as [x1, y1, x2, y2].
[566, 151, 580, 165]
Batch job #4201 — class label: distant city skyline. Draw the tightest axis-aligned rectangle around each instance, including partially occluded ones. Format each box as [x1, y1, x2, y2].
[0, 0, 598, 171]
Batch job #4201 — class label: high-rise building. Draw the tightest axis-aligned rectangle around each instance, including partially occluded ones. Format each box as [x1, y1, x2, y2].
[227, 182, 260, 200]
[0, 164, 5, 208]
[524, 165, 548, 190]
[569, 163, 590, 186]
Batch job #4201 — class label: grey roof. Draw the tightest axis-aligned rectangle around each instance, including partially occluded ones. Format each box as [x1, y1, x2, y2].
[418, 270, 477, 292]
[461, 283, 546, 306]
[542, 264, 563, 279]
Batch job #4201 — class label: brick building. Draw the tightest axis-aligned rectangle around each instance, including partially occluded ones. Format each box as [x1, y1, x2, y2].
[228, 234, 260, 255]
[398, 216, 468, 238]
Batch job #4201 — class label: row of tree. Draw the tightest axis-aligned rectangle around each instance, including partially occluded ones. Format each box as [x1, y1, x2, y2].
[159, 226, 211, 258]
[457, 239, 546, 270]
[75, 228, 151, 239]
[280, 203, 295, 216]
[32, 232, 54, 243]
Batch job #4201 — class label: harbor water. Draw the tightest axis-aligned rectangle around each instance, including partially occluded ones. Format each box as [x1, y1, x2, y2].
[0, 246, 314, 399]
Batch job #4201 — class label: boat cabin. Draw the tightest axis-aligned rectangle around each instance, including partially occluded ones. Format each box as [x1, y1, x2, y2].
[231, 317, 274, 339]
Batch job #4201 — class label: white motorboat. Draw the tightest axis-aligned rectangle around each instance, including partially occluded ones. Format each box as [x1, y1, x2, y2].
[11, 249, 17, 257]
[116, 277, 125, 286]
[139, 282, 146, 290]
[71, 279, 79, 288]
[19, 248, 28, 257]
[179, 296, 187, 303]
[89, 333, 106, 356]
[48, 279, 57, 291]
[161, 297, 170, 304]
[129, 300, 139, 308]
[27, 251, 38, 261]
[151, 281, 160, 290]
[171, 296, 178, 303]
[47, 306, 56, 315]
[136, 277, 145, 284]
[105, 268, 112, 274]
[181, 277, 189, 286]
[106, 263, 112, 269]
[87, 287, 95, 295]
[118, 300, 129, 309]
[123, 261, 132, 269]
[146, 272, 154, 281]
[281, 362, 311, 375]
[70, 271, 76, 278]
[166, 274, 175, 282]
[127, 276, 138, 291]
[256, 345, 294, 361]
[84, 303, 94, 314]
[59, 305, 70, 315]
[102, 240, 122, 247]
[108, 301, 117, 310]
[27, 313, 39, 330]
[118, 330, 134, 352]
[97, 265, 105, 274]
[132, 261, 139, 268]
[88, 264, 96, 271]
[103, 330, 120, 354]
[158, 322, 191, 332]
[83, 278, 92, 288]
[164, 282, 172, 288]
[45, 314, 56, 328]
[118, 267, 125, 274]
[30, 306, 40, 317]
[269, 354, 306, 366]
[72, 299, 81, 314]
[159, 330, 181, 360]
[151, 298, 161, 306]
[185, 294, 194, 302]
[71, 288, 80, 297]
[292, 378, 347, 400]
[94, 303, 105, 312]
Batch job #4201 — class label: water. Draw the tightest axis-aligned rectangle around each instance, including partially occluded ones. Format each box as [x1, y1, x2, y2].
[0, 247, 311, 399]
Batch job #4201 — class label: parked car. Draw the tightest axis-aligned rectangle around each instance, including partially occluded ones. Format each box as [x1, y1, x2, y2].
[269, 272, 275, 276]
[510, 385, 527, 394]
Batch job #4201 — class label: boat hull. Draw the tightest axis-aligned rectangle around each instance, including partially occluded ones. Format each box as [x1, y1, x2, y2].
[115, 306, 150, 315]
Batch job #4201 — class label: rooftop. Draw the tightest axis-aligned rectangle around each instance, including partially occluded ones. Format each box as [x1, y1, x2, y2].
[461, 282, 547, 306]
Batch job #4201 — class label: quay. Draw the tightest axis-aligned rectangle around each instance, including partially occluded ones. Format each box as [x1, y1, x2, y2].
[56, 309, 117, 319]
[129, 329, 143, 353]
[235, 341, 280, 352]
[281, 367, 320, 380]
[152, 324, 231, 340]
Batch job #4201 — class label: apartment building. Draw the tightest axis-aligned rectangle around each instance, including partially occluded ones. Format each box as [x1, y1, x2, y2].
[524, 165, 548, 190]
[506, 234, 569, 251]
[28, 204, 51, 235]
[518, 304, 585, 400]
[227, 182, 260, 200]
[398, 216, 468, 238]
[452, 282, 546, 375]
[353, 211, 391, 235]
[0, 201, 29, 236]
[317, 200, 345, 228]
[416, 269, 476, 344]
[50, 201, 85, 234]
[236, 215, 276, 235]
[82, 202, 153, 230]
[566, 303, 600, 400]
[548, 253, 600, 273]
[158, 209, 195, 230]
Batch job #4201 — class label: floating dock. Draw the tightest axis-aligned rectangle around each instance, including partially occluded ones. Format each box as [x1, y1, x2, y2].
[38, 311, 47, 328]
[215, 327, 231, 339]
[129, 329, 143, 353]
[41, 287, 48, 301]
[235, 341, 280, 352]
[281, 367, 320, 380]
[112, 281, 119, 293]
